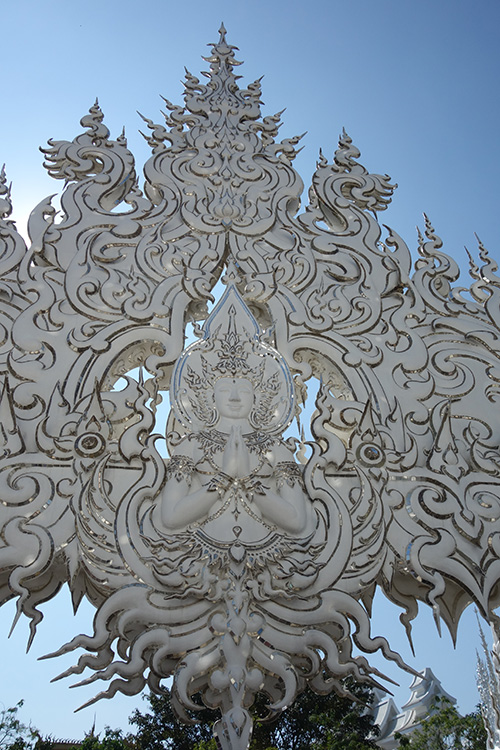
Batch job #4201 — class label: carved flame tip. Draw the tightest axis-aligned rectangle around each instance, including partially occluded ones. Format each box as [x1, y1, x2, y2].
[475, 232, 486, 251]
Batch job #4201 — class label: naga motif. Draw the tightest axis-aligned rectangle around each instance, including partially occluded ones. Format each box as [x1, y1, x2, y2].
[1, 25, 500, 750]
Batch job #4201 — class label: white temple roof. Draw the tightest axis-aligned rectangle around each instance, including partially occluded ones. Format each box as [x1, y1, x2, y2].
[374, 668, 457, 750]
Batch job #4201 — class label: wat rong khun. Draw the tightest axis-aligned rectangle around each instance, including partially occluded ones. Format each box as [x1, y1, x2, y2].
[1, 26, 500, 750]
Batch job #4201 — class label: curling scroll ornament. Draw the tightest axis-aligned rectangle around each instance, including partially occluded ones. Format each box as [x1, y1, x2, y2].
[1, 25, 500, 750]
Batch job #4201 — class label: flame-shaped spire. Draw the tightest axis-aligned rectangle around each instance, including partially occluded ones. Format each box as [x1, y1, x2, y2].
[478, 234, 500, 287]
[0, 165, 13, 220]
[202, 23, 242, 85]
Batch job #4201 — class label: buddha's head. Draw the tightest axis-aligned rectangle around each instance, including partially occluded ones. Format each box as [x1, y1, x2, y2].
[171, 285, 295, 435]
[213, 377, 254, 424]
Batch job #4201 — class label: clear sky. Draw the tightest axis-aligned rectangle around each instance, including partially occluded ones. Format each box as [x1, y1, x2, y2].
[0, 0, 499, 741]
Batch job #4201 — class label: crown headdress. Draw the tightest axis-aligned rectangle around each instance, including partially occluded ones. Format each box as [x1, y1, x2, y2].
[171, 286, 294, 433]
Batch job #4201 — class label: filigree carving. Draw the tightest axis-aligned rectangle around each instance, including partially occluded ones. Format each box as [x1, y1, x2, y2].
[1, 24, 500, 750]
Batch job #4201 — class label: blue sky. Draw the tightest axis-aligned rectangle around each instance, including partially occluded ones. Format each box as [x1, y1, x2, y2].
[0, 0, 499, 740]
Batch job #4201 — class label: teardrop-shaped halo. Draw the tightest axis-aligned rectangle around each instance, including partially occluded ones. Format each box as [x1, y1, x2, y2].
[171, 284, 295, 434]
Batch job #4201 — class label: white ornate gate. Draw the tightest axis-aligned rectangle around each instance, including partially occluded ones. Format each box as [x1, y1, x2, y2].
[1, 26, 499, 750]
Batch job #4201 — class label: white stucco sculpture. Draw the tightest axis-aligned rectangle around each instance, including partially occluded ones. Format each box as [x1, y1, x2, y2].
[1, 25, 500, 750]
[477, 618, 500, 750]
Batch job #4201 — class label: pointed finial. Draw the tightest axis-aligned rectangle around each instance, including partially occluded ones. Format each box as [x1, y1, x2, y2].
[117, 126, 127, 147]
[0, 164, 13, 219]
[0, 164, 11, 198]
[317, 148, 328, 168]
[476, 609, 489, 651]
[204, 24, 241, 72]
[465, 245, 481, 282]
[476, 233, 500, 287]
[160, 96, 175, 111]
[432, 604, 442, 637]
[422, 213, 442, 247]
[8, 603, 22, 638]
[475, 232, 489, 261]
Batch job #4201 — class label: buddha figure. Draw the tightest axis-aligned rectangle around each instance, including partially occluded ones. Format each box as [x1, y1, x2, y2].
[159, 287, 315, 548]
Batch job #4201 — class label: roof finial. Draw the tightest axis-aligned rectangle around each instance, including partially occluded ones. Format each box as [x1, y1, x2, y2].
[219, 22, 227, 42]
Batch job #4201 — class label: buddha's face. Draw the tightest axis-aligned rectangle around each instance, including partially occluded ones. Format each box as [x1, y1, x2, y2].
[214, 377, 254, 421]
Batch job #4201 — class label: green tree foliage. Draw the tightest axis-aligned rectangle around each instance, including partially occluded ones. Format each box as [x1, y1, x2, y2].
[128, 692, 215, 750]
[129, 680, 379, 750]
[249, 679, 379, 750]
[0, 704, 132, 750]
[395, 697, 487, 750]
[68, 728, 132, 750]
[0, 701, 40, 750]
